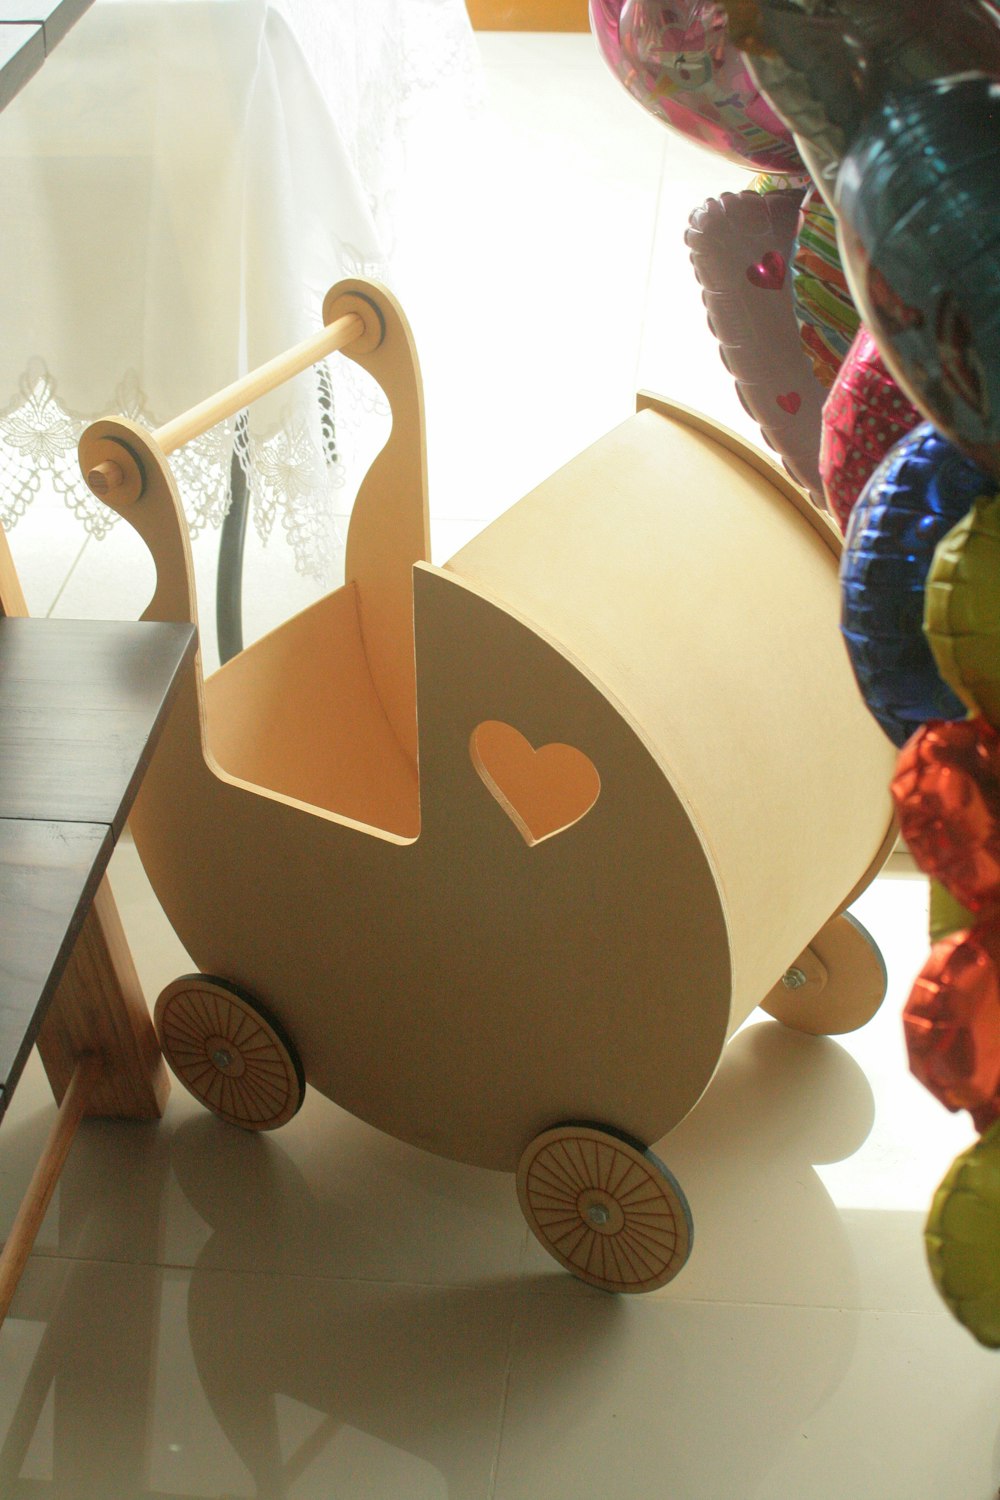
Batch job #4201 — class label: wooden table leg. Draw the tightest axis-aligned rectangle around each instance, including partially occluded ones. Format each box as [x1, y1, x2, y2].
[36, 876, 170, 1120]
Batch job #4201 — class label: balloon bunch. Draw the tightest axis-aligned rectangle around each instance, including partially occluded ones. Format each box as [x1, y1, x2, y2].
[717, 0, 1000, 1345]
[590, 0, 1000, 1344]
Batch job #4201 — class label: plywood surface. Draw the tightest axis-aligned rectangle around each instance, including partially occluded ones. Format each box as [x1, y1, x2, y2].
[446, 403, 896, 1022]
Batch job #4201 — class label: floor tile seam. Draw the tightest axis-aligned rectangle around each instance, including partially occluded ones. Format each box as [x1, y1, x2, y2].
[17, 1254, 944, 1316]
[19, 1248, 525, 1293]
[514, 1287, 943, 1318]
[485, 1291, 521, 1500]
[43, 531, 90, 618]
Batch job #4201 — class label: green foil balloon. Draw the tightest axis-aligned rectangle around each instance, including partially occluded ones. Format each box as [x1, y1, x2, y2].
[925, 493, 1000, 731]
[927, 1117, 1000, 1347]
[929, 879, 976, 945]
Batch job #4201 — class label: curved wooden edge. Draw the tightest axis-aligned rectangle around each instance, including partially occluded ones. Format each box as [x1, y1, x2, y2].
[78, 417, 199, 632]
[636, 390, 897, 909]
[832, 812, 901, 914]
[323, 278, 430, 766]
[635, 391, 842, 560]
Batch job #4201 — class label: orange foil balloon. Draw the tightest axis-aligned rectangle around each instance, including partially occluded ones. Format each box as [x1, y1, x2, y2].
[904, 921, 1000, 1131]
[891, 718, 1000, 915]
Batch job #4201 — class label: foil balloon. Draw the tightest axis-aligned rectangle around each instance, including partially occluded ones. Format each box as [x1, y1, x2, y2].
[592, 0, 805, 173]
[819, 326, 921, 534]
[926, 1117, 1000, 1348]
[839, 423, 991, 746]
[836, 75, 1000, 481]
[925, 492, 1000, 731]
[685, 186, 826, 500]
[930, 879, 976, 946]
[790, 185, 860, 390]
[725, 0, 1000, 202]
[590, 0, 624, 67]
[891, 718, 1000, 916]
[903, 920, 1000, 1133]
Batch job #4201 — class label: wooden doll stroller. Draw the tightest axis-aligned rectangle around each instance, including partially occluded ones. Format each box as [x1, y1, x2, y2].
[81, 279, 897, 1293]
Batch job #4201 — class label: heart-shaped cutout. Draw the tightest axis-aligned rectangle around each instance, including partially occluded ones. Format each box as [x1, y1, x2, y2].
[746, 250, 787, 291]
[470, 721, 600, 847]
[776, 390, 802, 414]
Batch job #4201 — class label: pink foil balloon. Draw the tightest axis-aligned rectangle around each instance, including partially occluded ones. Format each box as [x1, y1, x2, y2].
[590, 0, 625, 66]
[819, 327, 921, 533]
[591, 0, 805, 174]
[686, 186, 827, 501]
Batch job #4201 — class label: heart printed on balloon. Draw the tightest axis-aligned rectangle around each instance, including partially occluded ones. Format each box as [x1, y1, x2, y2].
[746, 250, 787, 290]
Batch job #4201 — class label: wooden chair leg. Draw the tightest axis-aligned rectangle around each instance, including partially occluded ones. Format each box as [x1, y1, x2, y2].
[0, 1055, 102, 1323]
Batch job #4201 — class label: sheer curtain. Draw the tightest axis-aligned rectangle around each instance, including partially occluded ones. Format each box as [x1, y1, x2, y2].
[0, 0, 481, 581]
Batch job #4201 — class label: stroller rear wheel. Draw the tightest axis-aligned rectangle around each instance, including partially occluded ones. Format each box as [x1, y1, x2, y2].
[759, 911, 887, 1036]
[155, 974, 305, 1130]
[517, 1122, 693, 1293]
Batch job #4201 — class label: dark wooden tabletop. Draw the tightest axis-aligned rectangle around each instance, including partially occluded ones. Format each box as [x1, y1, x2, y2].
[0, 0, 93, 111]
[0, 617, 197, 834]
[0, 617, 196, 1119]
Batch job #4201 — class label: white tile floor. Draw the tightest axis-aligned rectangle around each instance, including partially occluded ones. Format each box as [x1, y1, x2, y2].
[3, 26, 1000, 1500]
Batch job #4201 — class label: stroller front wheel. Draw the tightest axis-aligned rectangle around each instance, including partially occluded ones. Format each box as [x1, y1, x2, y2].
[154, 974, 305, 1130]
[516, 1122, 693, 1293]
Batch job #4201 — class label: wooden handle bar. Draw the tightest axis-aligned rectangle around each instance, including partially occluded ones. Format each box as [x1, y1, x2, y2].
[0, 1053, 102, 1324]
[152, 310, 364, 457]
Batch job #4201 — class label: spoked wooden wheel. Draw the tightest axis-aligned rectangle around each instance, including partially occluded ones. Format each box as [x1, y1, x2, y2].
[517, 1124, 693, 1294]
[155, 975, 305, 1130]
[759, 911, 888, 1036]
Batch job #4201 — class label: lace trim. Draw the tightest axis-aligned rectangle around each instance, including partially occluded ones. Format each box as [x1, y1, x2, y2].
[0, 357, 375, 582]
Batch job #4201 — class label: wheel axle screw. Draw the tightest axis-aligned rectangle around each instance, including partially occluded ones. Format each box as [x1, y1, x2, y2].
[781, 966, 808, 990]
[212, 1048, 234, 1069]
[587, 1204, 611, 1226]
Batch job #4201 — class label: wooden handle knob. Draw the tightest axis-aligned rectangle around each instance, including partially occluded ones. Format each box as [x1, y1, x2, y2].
[86, 460, 124, 497]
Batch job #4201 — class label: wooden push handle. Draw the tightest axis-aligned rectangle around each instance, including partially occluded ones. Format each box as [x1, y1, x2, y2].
[153, 310, 365, 456]
[0, 1053, 102, 1324]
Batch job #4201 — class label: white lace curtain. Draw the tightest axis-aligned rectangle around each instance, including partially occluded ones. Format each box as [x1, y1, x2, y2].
[0, 0, 481, 582]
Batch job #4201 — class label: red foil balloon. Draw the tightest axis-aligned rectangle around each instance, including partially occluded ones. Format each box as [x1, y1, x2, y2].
[904, 921, 1000, 1131]
[819, 327, 921, 532]
[592, 0, 805, 174]
[892, 719, 1000, 915]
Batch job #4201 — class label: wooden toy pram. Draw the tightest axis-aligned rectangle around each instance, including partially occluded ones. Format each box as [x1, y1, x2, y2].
[82, 279, 897, 1294]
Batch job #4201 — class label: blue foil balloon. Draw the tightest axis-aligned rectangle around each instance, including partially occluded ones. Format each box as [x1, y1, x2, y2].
[836, 75, 1000, 483]
[840, 422, 994, 746]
